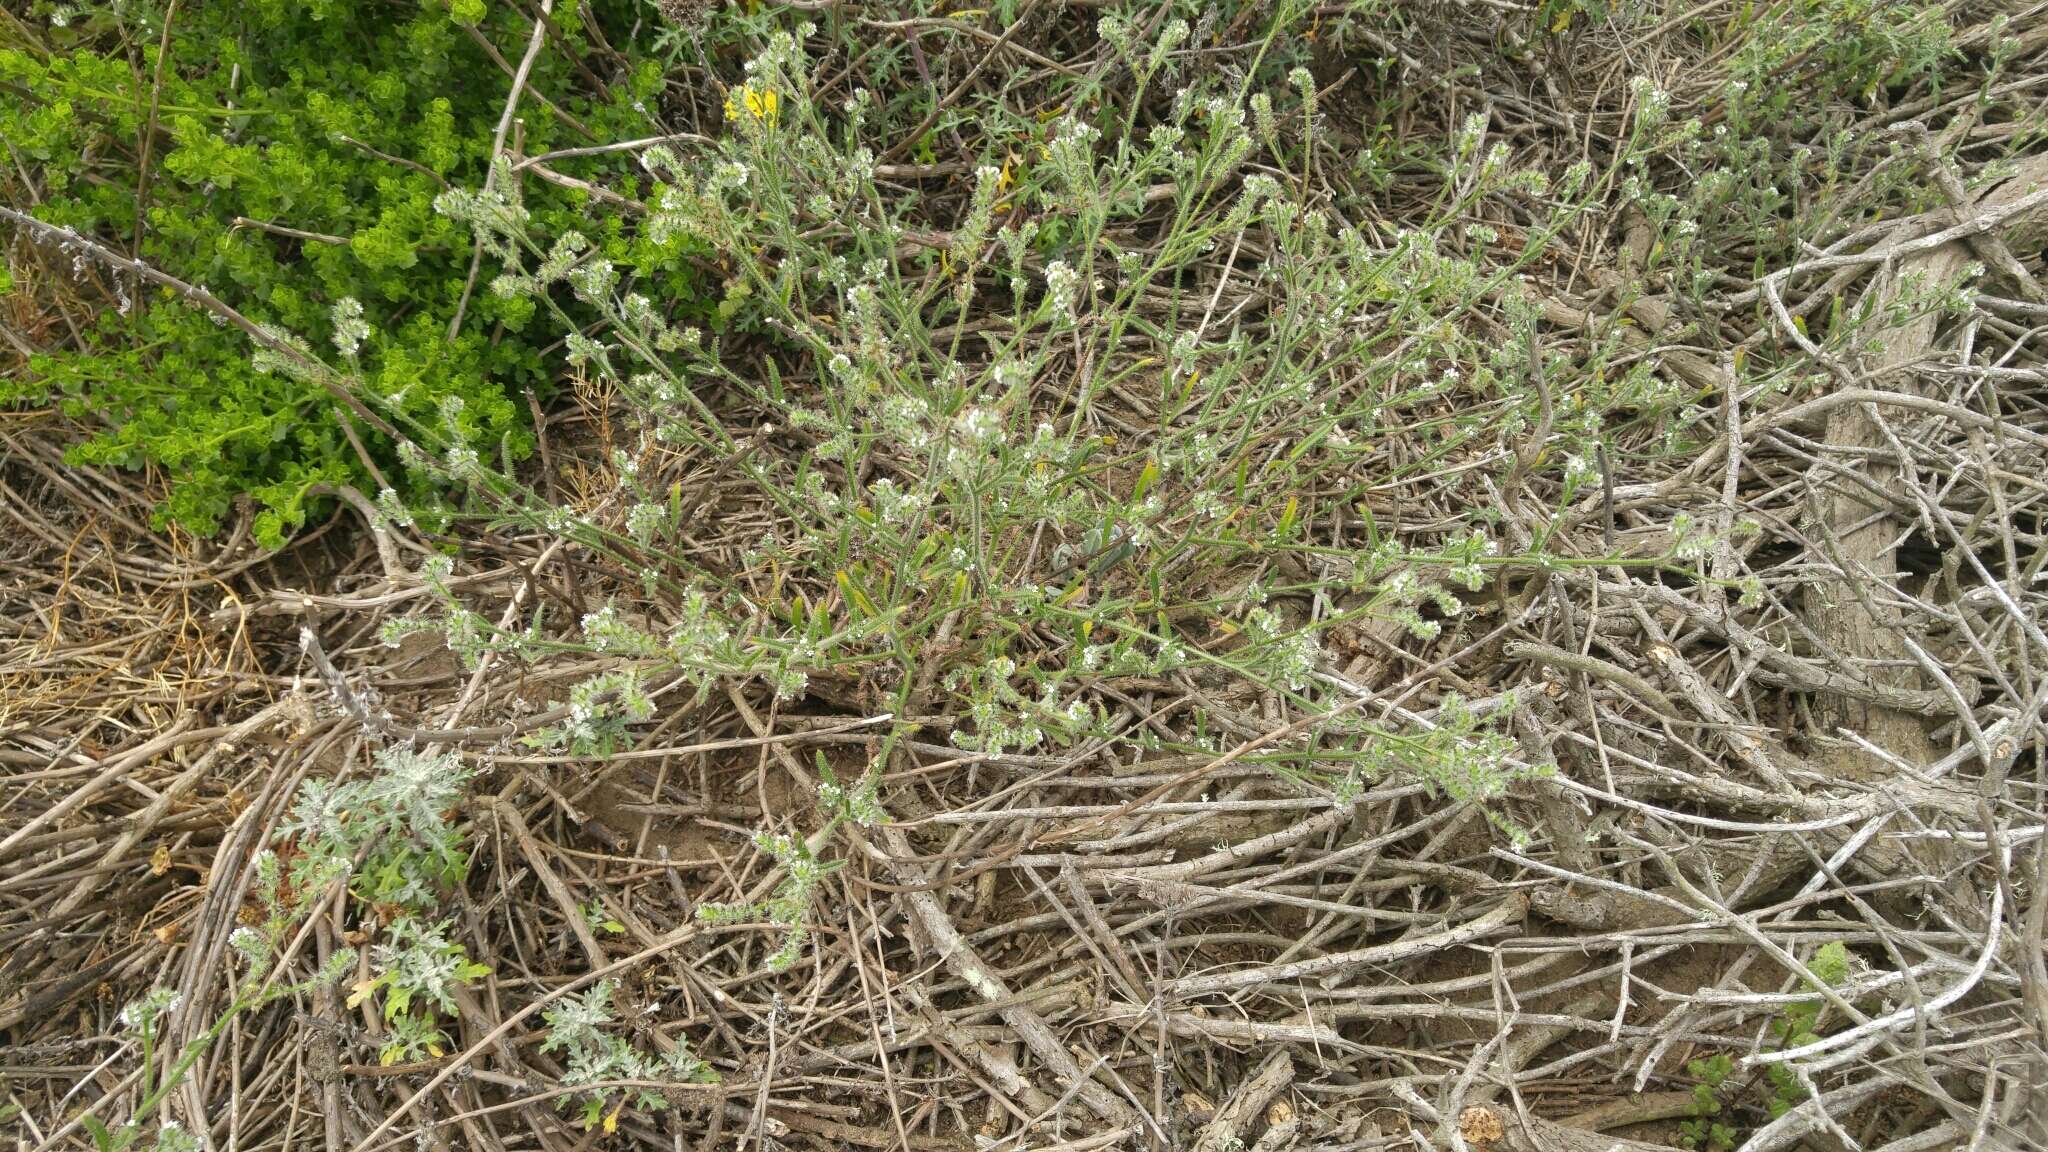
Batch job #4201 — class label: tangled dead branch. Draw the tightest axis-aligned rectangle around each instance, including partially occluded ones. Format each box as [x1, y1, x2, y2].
[6, 4, 2048, 1152]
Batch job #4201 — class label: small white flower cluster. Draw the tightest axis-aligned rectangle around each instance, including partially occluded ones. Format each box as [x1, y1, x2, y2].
[1454, 112, 1489, 161]
[1250, 91, 1282, 150]
[1325, 693, 1539, 826]
[1077, 632, 1188, 677]
[441, 443, 481, 483]
[664, 587, 741, 686]
[625, 501, 667, 545]
[841, 281, 898, 370]
[1224, 172, 1282, 234]
[1197, 94, 1254, 179]
[563, 332, 613, 375]
[1044, 117, 1103, 201]
[119, 987, 184, 1033]
[155, 1122, 199, 1152]
[1007, 423, 1088, 524]
[1147, 19, 1190, 76]
[762, 831, 821, 887]
[950, 164, 1005, 266]
[1095, 13, 1136, 57]
[228, 924, 272, 980]
[432, 171, 529, 260]
[997, 220, 1038, 289]
[1669, 512, 1717, 562]
[581, 602, 663, 657]
[793, 468, 845, 516]
[948, 657, 1100, 756]
[955, 404, 1004, 449]
[330, 297, 369, 360]
[697, 825, 827, 971]
[706, 159, 751, 195]
[249, 324, 318, 383]
[1377, 569, 1461, 641]
[566, 256, 618, 304]
[1629, 75, 1672, 131]
[877, 392, 935, 454]
[644, 179, 706, 250]
[1703, 164, 1753, 210]
[866, 477, 931, 526]
[1242, 607, 1325, 692]
[817, 769, 886, 828]
[770, 636, 820, 702]
[1421, 695, 1529, 804]
[1446, 529, 1499, 592]
[546, 669, 656, 755]
[1147, 119, 1191, 180]
[742, 26, 811, 88]
[1043, 260, 1082, 326]
[536, 230, 589, 283]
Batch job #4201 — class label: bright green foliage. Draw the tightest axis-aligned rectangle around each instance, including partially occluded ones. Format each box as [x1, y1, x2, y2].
[0, 0, 701, 544]
[583, 900, 627, 936]
[1680, 1053, 1738, 1152]
[1724, 0, 1954, 103]
[1764, 940, 1853, 1117]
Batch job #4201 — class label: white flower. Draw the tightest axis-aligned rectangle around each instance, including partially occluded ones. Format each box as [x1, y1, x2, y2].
[330, 298, 370, 358]
[1044, 261, 1081, 325]
[957, 406, 1003, 448]
[709, 161, 750, 193]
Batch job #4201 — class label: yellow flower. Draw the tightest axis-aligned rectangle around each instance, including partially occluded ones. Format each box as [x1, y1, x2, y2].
[724, 85, 779, 126]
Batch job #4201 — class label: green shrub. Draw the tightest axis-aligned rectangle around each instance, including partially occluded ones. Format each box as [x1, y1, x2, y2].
[0, 0, 703, 544]
[377, 9, 1627, 980]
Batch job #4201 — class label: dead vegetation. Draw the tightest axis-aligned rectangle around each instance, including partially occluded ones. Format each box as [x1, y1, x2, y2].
[6, 3, 2048, 1152]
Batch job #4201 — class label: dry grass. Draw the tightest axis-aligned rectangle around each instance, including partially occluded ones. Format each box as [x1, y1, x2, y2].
[6, 4, 2048, 1152]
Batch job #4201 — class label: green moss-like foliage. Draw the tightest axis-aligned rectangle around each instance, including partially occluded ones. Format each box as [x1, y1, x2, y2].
[1, 0, 704, 544]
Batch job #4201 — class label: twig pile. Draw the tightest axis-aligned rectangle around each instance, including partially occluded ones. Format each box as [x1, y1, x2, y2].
[6, 5, 2048, 1152]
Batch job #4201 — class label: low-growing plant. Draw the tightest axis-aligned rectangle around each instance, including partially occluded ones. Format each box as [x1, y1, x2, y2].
[1679, 941, 1856, 1150]
[1679, 1053, 1739, 1152]
[60, 6, 1791, 986]
[365, 8, 1757, 970]
[539, 979, 716, 1131]
[0, 0, 703, 544]
[1725, 0, 1954, 105]
[1763, 940, 1854, 1117]
[277, 742, 489, 1065]
[696, 756, 886, 971]
[280, 744, 472, 909]
[347, 915, 491, 1064]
